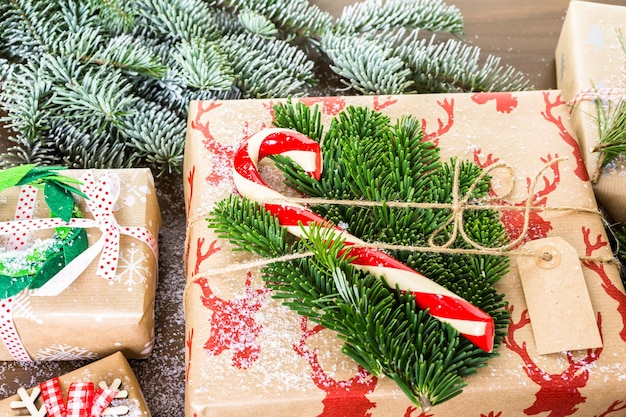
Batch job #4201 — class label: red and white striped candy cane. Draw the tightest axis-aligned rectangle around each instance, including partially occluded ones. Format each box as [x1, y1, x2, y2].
[233, 128, 495, 352]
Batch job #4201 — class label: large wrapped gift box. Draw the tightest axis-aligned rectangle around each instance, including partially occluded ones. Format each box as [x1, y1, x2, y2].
[0, 168, 161, 361]
[0, 351, 151, 416]
[183, 92, 626, 416]
[556, 0, 626, 223]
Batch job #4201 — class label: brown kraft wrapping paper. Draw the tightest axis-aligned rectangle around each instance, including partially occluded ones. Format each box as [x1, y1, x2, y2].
[0, 168, 161, 361]
[556, 0, 626, 223]
[0, 351, 151, 416]
[183, 92, 626, 417]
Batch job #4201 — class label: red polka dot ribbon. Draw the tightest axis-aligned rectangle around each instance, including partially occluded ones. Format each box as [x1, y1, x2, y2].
[0, 297, 31, 361]
[77, 171, 159, 280]
[1, 185, 39, 361]
[8, 185, 38, 250]
[233, 128, 495, 352]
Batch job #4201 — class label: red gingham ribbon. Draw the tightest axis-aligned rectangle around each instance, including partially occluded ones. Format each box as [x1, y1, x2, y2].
[40, 377, 117, 417]
[40, 378, 67, 417]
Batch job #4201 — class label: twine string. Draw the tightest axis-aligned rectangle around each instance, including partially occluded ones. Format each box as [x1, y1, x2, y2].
[187, 157, 618, 282]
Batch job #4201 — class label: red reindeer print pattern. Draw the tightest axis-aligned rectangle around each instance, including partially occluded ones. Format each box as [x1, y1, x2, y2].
[300, 97, 347, 116]
[471, 92, 519, 113]
[474, 150, 559, 245]
[372, 95, 398, 111]
[581, 227, 626, 342]
[262, 100, 278, 119]
[422, 98, 454, 146]
[294, 317, 378, 417]
[481, 412, 503, 417]
[186, 328, 194, 381]
[191, 101, 238, 187]
[186, 165, 196, 219]
[541, 91, 588, 182]
[504, 305, 603, 417]
[595, 400, 626, 417]
[403, 406, 434, 417]
[194, 237, 221, 275]
[195, 272, 270, 369]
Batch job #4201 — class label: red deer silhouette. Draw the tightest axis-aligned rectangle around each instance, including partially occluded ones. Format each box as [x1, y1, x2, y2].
[480, 412, 504, 417]
[186, 328, 194, 381]
[372, 96, 398, 111]
[540, 91, 588, 182]
[300, 97, 348, 116]
[403, 406, 434, 417]
[186, 165, 196, 219]
[194, 238, 220, 275]
[190, 101, 238, 187]
[504, 305, 603, 417]
[595, 400, 626, 417]
[472, 92, 519, 113]
[580, 227, 626, 342]
[294, 317, 378, 417]
[422, 98, 454, 146]
[474, 151, 560, 246]
[195, 272, 269, 369]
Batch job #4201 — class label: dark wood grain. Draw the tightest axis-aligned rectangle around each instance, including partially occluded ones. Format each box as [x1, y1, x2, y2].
[2, 1, 625, 415]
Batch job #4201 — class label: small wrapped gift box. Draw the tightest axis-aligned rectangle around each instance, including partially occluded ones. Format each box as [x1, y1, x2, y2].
[556, 0, 626, 222]
[0, 168, 161, 361]
[183, 92, 626, 416]
[0, 351, 151, 416]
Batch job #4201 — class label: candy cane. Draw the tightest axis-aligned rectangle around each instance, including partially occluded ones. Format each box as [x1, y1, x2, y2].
[233, 128, 495, 352]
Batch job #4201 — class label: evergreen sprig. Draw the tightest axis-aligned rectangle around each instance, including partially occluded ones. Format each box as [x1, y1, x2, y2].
[590, 31, 626, 177]
[1, 0, 530, 173]
[208, 101, 510, 408]
[593, 98, 626, 173]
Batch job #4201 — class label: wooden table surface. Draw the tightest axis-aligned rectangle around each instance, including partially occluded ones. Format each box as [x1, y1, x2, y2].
[1, 0, 625, 415]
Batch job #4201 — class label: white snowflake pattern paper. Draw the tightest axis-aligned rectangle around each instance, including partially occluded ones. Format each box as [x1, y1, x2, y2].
[34, 344, 99, 361]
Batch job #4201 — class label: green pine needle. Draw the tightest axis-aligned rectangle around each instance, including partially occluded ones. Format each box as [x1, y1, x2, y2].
[209, 101, 510, 408]
[0, 0, 530, 173]
[594, 98, 626, 171]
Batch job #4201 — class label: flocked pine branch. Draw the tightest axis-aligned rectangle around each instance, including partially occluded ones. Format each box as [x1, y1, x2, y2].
[1, 0, 531, 174]
[334, 0, 463, 35]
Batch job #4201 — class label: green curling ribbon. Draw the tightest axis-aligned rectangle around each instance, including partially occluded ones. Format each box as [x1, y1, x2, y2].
[0, 165, 89, 298]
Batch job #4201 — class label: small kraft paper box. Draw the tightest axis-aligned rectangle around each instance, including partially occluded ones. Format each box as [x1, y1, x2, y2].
[183, 92, 626, 417]
[556, 0, 626, 223]
[0, 351, 151, 416]
[0, 168, 161, 361]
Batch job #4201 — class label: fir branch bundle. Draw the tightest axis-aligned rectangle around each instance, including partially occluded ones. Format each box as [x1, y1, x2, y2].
[1, 0, 530, 173]
[208, 101, 510, 408]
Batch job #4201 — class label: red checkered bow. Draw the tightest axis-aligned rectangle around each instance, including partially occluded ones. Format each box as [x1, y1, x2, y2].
[39, 377, 117, 417]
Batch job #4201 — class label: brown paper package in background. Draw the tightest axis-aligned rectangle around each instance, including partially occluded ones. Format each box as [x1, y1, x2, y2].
[0, 168, 161, 361]
[0, 351, 151, 416]
[556, 0, 626, 223]
[183, 92, 626, 416]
